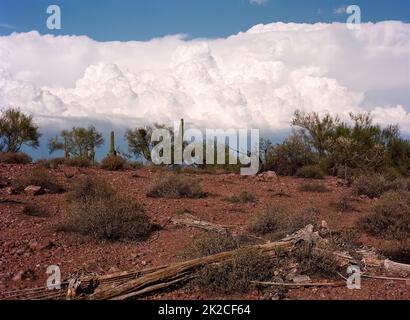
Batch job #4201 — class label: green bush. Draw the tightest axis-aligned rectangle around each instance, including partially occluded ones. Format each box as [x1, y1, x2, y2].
[360, 190, 410, 240]
[265, 133, 316, 176]
[352, 174, 402, 198]
[0, 152, 32, 164]
[296, 165, 325, 179]
[147, 175, 206, 199]
[100, 155, 127, 171]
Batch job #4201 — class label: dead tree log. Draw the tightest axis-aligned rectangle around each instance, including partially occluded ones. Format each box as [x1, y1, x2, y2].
[171, 213, 232, 234]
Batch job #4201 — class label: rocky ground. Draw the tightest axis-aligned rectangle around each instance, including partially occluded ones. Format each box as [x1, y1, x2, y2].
[0, 163, 409, 300]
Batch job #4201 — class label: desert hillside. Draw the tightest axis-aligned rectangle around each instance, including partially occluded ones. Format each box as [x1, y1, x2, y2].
[0, 163, 409, 300]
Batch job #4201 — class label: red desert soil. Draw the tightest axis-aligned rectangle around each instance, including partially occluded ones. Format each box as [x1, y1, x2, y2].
[0, 163, 408, 300]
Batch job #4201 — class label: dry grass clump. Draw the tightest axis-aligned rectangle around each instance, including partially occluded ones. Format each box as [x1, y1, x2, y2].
[291, 242, 340, 277]
[147, 174, 206, 199]
[62, 197, 152, 241]
[21, 204, 48, 217]
[352, 174, 402, 198]
[36, 157, 66, 169]
[183, 233, 238, 259]
[360, 190, 410, 241]
[247, 207, 287, 236]
[332, 196, 358, 213]
[226, 191, 257, 204]
[65, 157, 92, 168]
[100, 155, 128, 171]
[67, 176, 114, 203]
[296, 165, 325, 179]
[298, 183, 330, 193]
[12, 166, 65, 194]
[247, 207, 316, 239]
[194, 248, 275, 294]
[61, 176, 152, 241]
[0, 152, 32, 164]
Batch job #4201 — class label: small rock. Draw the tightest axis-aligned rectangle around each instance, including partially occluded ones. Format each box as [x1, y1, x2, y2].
[258, 171, 278, 180]
[24, 185, 43, 196]
[5, 187, 15, 195]
[141, 260, 147, 266]
[12, 270, 25, 282]
[108, 266, 120, 274]
[292, 275, 312, 284]
[28, 240, 40, 251]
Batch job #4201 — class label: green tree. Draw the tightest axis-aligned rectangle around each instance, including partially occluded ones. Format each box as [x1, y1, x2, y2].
[48, 126, 104, 159]
[292, 110, 339, 158]
[0, 107, 41, 152]
[126, 124, 174, 163]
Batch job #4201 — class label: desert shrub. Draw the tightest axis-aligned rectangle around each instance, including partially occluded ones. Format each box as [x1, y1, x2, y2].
[12, 167, 65, 194]
[352, 174, 402, 198]
[333, 228, 362, 251]
[0, 152, 32, 164]
[67, 176, 114, 203]
[183, 233, 238, 259]
[128, 161, 144, 169]
[265, 133, 316, 176]
[21, 204, 48, 217]
[248, 206, 316, 238]
[288, 208, 318, 233]
[298, 183, 330, 193]
[36, 157, 66, 169]
[360, 190, 410, 240]
[332, 196, 357, 213]
[247, 207, 287, 236]
[292, 242, 339, 277]
[296, 165, 325, 179]
[65, 157, 92, 168]
[100, 155, 127, 171]
[226, 191, 257, 204]
[194, 248, 275, 294]
[380, 245, 410, 264]
[147, 175, 206, 199]
[61, 196, 152, 241]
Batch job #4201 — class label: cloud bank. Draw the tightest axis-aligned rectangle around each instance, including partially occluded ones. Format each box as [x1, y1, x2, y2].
[0, 21, 409, 133]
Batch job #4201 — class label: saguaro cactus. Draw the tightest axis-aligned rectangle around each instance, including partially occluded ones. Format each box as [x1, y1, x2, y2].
[110, 130, 117, 157]
[89, 141, 95, 164]
[63, 135, 69, 159]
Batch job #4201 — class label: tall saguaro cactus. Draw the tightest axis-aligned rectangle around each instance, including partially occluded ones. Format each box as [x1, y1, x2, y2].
[63, 135, 69, 159]
[89, 141, 95, 164]
[110, 130, 117, 157]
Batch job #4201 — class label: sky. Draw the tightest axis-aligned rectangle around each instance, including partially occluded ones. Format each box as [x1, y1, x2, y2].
[1, 0, 410, 40]
[0, 1, 409, 159]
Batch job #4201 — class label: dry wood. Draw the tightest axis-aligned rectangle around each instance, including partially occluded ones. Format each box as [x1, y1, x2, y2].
[251, 281, 346, 288]
[171, 213, 231, 234]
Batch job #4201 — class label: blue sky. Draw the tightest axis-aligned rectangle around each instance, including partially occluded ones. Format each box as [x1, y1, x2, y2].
[1, 0, 410, 40]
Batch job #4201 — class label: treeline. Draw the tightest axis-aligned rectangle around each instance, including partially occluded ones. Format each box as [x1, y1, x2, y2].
[1, 107, 410, 178]
[261, 111, 410, 180]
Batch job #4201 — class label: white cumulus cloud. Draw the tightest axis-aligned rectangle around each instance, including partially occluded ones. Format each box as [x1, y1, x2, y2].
[0, 21, 409, 134]
[249, 0, 269, 6]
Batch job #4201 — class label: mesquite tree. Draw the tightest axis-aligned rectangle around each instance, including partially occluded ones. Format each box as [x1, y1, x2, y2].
[0, 108, 41, 153]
